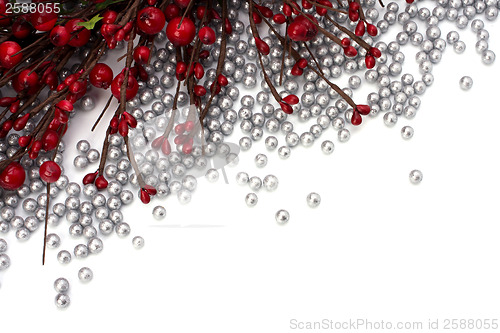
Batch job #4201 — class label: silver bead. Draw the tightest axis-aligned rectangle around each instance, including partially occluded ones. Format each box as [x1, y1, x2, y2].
[46, 233, 61, 249]
[0, 238, 7, 252]
[0, 253, 10, 270]
[132, 236, 145, 249]
[78, 267, 93, 282]
[321, 140, 335, 154]
[73, 155, 88, 168]
[401, 126, 414, 139]
[80, 95, 95, 111]
[275, 209, 290, 225]
[306, 193, 321, 208]
[88, 237, 103, 254]
[57, 250, 72, 264]
[338, 129, 351, 143]
[482, 50, 495, 64]
[76, 140, 91, 153]
[74, 244, 89, 258]
[55, 293, 71, 308]
[69, 223, 83, 237]
[205, 169, 219, 182]
[86, 149, 100, 163]
[263, 175, 279, 191]
[459, 76, 473, 90]
[115, 222, 131, 237]
[453, 41, 466, 53]
[16, 227, 30, 241]
[254, 154, 268, 168]
[383, 112, 398, 126]
[409, 170, 423, 184]
[248, 176, 262, 191]
[54, 277, 70, 293]
[245, 193, 258, 207]
[152, 206, 166, 220]
[278, 146, 291, 159]
[99, 220, 114, 235]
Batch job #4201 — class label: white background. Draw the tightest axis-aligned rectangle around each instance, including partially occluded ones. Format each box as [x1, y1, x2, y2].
[1, 6, 500, 333]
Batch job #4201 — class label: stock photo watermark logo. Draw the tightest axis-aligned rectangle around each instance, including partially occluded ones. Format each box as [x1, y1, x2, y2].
[128, 104, 240, 227]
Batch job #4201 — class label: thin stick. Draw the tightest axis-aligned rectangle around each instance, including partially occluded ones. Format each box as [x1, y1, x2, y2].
[42, 183, 50, 265]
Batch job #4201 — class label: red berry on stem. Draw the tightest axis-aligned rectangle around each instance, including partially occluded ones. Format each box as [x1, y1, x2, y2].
[0, 41, 23, 69]
[198, 26, 216, 45]
[95, 175, 108, 190]
[341, 37, 350, 48]
[102, 10, 117, 24]
[65, 19, 91, 47]
[12, 18, 33, 39]
[39, 161, 61, 183]
[140, 189, 151, 204]
[365, 55, 375, 69]
[283, 94, 299, 105]
[344, 45, 357, 57]
[355, 20, 365, 36]
[89, 63, 114, 89]
[369, 47, 381, 58]
[137, 7, 166, 35]
[14, 69, 40, 94]
[0, 162, 26, 190]
[49, 26, 71, 47]
[366, 23, 378, 36]
[255, 37, 270, 55]
[41, 129, 59, 151]
[13, 114, 30, 131]
[166, 17, 196, 46]
[133, 46, 150, 64]
[351, 110, 362, 126]
[30, 11, 57, 31]
[273, 14, 286, 24]
[356, 105, 371, 115]
[83, 171, 98, 185]
[110, 73, 139, 101]
[174, 0, 190, 8]
[287, 14, 318, 42]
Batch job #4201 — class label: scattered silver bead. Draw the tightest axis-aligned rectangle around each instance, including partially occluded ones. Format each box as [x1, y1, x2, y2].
[409, 170, 423, 184]
[401, 126, 414, 139]
[152, 206, 166, 220]
[132, 236, 145, 249]
[306, 193, 321, 208]
[78, 267, 93, 282]
[55, 293, 70, 309]
[57, 250, 71, 264]
[275, 210, 290, 225]
[245, 193, 258, 207]
[46, 233, 61, 249]
[459, 76, 473, 90]
[254, 154, 268, 168]
[54, 278, 70, 293]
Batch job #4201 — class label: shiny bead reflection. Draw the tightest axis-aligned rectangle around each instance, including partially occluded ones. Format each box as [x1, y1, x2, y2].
[409, 170, 423, 184]
[275, 210, 290, 225]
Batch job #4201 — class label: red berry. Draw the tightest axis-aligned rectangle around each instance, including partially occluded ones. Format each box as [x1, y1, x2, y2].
[365, 55, 375, 69]
[198, 26, 216, 45]
[341, 38, 350, 48]
[273, 13, 286, 24]
[287, 14, 318, 42]
[369, 47, 382, 58]
[13, 113, 30, 131]
[12, 18, 33, 39]
[65, 19, 91, 47]
[140, 188, 151, 204]
[166, 17, 196, 47]
[0, 162, 26, 190]
[111, 73, 139, 101]
[83, 171, 98, 185]
[367, 23, 378, 37]
[355, 20, 365, 36]
[137, 7, 166, 35]
[50, 26, 70, 46]
[164, 4, 181, 21]
[102, 10, 117, 24]
[302, 0, 313, 9]
[0, 41, 22, 69]
[39, 161, 61, 183]
[95, 175, 108, 190]
[13, 69, 40, 94]
[30, 11, 58, 31]
[174, 0, 190, 8]
[255, 37, 270, 55]
[133, 46, 150, 64]
[195, 5, 206, 20]
[283, 94, 299, 105]
[41, 129, 59, 151]
[351, 110, 362, 126]
[0, 0, 12, 27]
[344, 45, 357, 57]
[356, 105, 371, 115]
[89, 63, 114, 89]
